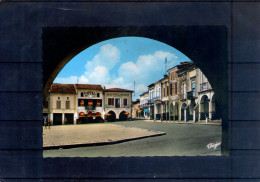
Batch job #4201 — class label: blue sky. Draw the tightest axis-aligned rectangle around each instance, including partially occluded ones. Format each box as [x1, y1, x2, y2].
[54, 37, 191, 100]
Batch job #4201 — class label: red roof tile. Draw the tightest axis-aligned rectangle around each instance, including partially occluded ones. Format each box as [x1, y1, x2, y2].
[75, 84, 103, 90]
[104, 88, 134, 92]
[49, 84, 76, 93]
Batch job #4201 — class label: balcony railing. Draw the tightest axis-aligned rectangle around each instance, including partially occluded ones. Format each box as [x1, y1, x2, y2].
[154, 96, 161, 102]
[200, 82, 211, 92]
[140, 103, 149, 108]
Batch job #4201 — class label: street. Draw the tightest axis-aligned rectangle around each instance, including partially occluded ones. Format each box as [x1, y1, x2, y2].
[43, 120, 222, 157]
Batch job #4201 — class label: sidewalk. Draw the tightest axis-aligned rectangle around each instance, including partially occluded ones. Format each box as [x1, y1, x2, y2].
[43, 123, 165, 149]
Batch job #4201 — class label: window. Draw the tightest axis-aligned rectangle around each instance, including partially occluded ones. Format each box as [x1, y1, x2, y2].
[123, 98, 128, 106]
[167, 86, 169, 96]
[192, 81, 196, 97]
[80, 92, 83, 97]
[115, 98, 120, 108]
[97, 93, 100, 97]
[66, 101, 70, 109]
[108, 98, 114, 106]
[170, 84, 173, 96]
[67, 97, 69, 100]
[174, 82, 178, 94]
[56, 100, 61, 109]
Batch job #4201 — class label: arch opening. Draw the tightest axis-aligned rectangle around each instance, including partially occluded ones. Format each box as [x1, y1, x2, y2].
[42, 26, 228, 155]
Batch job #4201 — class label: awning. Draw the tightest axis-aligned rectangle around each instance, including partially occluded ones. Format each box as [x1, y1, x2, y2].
[144, 108, 149, 112]
[86, 112, 93, 117]
[95, 112, 101, 117]
[88, 99, 93, 105]
[193, 103, 199, 110]
[79, 112, 85, 117]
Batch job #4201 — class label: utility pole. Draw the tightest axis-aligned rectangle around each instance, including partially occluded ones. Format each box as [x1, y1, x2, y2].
[165, 57, 167, 75]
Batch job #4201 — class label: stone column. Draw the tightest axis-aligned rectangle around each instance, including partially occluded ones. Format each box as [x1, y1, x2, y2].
[193, 109, 196, 123]
[198, 103, 202, 121]
[209, 101, 213, 121]
[62, 113, 65, 125]
[154, 104, 157, 120]
[184, 109, 187, 122]
[73, 113, 77, 125]
[50, 113, 53, 125]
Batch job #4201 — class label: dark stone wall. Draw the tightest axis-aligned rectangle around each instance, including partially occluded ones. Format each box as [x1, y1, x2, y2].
[0, 1, 259, 181]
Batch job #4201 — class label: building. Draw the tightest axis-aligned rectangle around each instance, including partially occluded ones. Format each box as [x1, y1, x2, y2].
[43, 84, 133, 125]
[161, 75, 169, 120]
[43, 84, 77, 125]
[132, 99, 140, 119]
[140, 61, 221, 124]
[103, 88, 133, 121]
[167, 65, 179, 121]
[197, 68, 220, 122]
[75, 84, 104, 123]
[154, 80, 162, 120]
[139, 91, 149, 119]
[148, 83, 155, 120]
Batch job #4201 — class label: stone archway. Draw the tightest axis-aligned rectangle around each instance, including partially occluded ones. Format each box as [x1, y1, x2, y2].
[42, 26, 228, 153]
[200, 95, 210, 120]
[119, 111, 128, 121]
[106, 111, 116, 122]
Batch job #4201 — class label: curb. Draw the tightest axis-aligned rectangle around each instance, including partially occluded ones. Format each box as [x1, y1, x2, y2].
[145, 120, 221, 126]
[43, 132, 166, 150]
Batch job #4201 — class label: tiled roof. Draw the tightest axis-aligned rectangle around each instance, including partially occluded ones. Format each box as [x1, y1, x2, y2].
[104, 88, 134, 92]
[75, 84, 103, 90]
[49, 84, 76, 93]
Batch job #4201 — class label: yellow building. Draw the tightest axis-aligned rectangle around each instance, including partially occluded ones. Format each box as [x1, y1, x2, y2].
[43, 84, 77, 125]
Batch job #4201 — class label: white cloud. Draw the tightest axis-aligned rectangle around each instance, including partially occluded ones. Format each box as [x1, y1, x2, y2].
[55, 46, 179, 101]
[118, 50, 178, 85]
[135, 84, 148, 92]
[54, 75, 89, 84]
[87, 66, 110, 85]
[85, 44, 120, 75]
